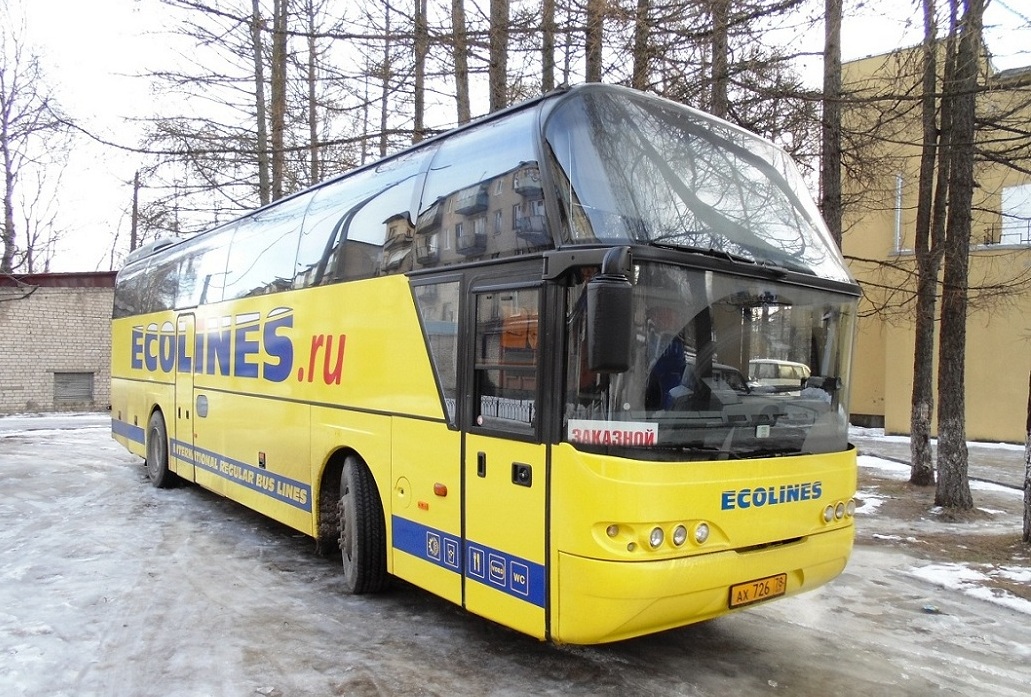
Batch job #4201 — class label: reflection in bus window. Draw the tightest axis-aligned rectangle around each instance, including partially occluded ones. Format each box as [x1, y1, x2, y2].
[175, 227, 232, 308]
[294, 149, 427, 287]
[418, 110, 551, 267]
[474, 288, 539, 429]
[413, 281, 461, 423]
[224, 193, 313, 300]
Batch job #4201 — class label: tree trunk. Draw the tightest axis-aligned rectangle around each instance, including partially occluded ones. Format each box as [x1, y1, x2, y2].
[935, 0, 981, 511]
[2, 130, 15, 272]
[270, 0, 288, 201]
[489, 0, 510, 111]
[379, 4, 391, 157]
[413, 0, 428, 143]
[542, 0, 556, 93]
[250, 0, 271, 205]
[631, 0, 651, 91]
[585, 0, 604, 83]
[452, 0, 472, 123]
[910, 0, 944, 487]
[131, 171, 140, 252]
[1025, 368, 1031, 543]
[820, 0, 842, 247]
[305, 0, 320, 186]
[710, 0, 729, 119]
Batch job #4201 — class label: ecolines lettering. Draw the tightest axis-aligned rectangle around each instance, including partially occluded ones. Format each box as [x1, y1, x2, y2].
[720, 481, 823, 510]
[130, 309, 296, 382]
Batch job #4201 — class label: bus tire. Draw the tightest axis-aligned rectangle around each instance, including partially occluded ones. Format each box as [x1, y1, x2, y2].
[145, 411, 177, 489]
[338, 455, 387, 594]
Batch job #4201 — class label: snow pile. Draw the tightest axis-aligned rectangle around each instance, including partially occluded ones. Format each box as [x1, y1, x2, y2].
[908, 563, 1031, 615]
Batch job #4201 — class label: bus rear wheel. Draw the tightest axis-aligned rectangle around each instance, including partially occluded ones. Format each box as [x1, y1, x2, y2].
[338, 455, 387, 594]
[145, 411, 177, 489]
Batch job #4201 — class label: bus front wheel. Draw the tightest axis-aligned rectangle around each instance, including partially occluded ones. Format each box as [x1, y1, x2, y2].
[145, 411, 177, 489]
[338, 455, 387, 594]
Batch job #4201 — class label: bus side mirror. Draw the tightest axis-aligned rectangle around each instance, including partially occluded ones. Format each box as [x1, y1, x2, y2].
[586, 247, 633, 373]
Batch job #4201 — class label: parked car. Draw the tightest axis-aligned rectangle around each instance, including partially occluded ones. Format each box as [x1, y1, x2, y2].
[748, 359, 811, 393]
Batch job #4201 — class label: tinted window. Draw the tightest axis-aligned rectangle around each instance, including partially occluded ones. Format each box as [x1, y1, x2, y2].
[413, 280, 461, 424]
[295, 149, 427, 286]
[223, 194, 312, 300]
[417, 109, 550, 269]
[175, 225, 233, 308]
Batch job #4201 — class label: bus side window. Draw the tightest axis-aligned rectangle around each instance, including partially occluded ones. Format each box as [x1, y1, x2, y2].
[417, 110, 550, 270]
[294, 149, 428, 288]
[223, 194, 314, 300]
[175, 224, 233, 308]
[413, 281, 461, 424]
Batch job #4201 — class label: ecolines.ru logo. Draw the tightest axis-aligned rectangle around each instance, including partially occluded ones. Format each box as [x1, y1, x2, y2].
[129, 308, 347, 385]
[720, 481, 822, 510]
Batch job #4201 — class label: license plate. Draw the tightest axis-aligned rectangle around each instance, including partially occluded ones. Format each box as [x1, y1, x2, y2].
[728, 573, 788, 609]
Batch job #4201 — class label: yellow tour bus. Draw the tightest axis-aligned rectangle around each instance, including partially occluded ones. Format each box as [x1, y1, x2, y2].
[111, 84, 859, 644]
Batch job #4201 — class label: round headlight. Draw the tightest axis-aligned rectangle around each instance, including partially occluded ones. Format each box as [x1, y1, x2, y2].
[649, 527, 664, 548]
[673, 524, 688, 546]
[824, 505, 835, 523]
[835, 502, 846, 520]
[606, 524, 619, 538]
[694, 522, 709, 544]
[846, 499, 856, 517]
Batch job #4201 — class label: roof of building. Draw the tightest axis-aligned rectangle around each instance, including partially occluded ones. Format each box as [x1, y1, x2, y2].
[0, 271, 117, 289]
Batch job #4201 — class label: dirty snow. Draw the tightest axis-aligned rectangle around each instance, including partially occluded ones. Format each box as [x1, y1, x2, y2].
[2, 414, 1030, 696]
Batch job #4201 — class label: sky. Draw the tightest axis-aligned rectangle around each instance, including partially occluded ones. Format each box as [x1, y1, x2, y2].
[9, 0, 1031, 273]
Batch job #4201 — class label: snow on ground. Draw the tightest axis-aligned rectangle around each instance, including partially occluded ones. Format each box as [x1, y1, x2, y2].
[849, 426, 1026, 452]
[2, 414, 1030, 695]
[855, 448, 1031, 618]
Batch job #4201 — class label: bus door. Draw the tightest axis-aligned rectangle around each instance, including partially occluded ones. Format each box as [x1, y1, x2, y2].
[463, 286, 548, 639]
[172, 313, 196, 482]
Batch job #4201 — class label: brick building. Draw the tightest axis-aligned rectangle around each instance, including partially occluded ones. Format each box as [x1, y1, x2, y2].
[0, 272, 116, 415]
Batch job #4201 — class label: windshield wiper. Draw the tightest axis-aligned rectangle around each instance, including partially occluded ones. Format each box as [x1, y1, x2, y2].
[652, 242, 756, 266]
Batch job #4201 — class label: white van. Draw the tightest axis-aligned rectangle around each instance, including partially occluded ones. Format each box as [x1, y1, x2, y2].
[748, 359, 811, 393]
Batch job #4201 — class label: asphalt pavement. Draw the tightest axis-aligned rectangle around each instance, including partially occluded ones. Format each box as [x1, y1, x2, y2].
[850, 431, 1026, 490]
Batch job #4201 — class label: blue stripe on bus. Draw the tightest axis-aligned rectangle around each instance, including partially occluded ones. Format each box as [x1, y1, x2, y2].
[111, 418, 145, 445]
[170, 439, 312, 513]
[392, 515, 546, 608]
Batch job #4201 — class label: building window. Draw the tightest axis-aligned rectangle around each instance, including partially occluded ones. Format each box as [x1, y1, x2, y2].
[54, 372, 94, 405]
[1001, 183, 1031, 245]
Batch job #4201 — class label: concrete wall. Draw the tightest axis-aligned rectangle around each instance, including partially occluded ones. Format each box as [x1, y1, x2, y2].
[0, 274, 115, 415]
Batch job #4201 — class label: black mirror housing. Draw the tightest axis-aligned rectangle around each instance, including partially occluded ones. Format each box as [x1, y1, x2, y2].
[586, 247, 633, 373]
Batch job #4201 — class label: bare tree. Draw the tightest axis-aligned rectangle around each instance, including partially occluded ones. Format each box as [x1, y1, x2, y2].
[909, 0, 956, 487]
[585, 0, 605, 83]
[709, 0, 730, 118]
[542, 0, 557, 92]
[489, 0, 510, 110]
[1, 4, 70, 272]
[270, 0, 289, 201]
[452, 0, 472, 123]
[820, 0, 842, 246]
[935, 0, 983, 511]
[250, 0, 272, 205]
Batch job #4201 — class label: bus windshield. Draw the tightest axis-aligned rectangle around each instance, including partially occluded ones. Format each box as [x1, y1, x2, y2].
[565, 262, 855, 461]
[544, 87, 851, 283]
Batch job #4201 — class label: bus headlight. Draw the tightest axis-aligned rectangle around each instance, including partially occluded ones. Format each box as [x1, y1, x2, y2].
[649, 527, 664, 548]
[824, 505, 835, 523]
[672, 524, 688, 546]
[606, 524, 620, 538]
[694, 522, 709, 544]
[835, 502, 846, 520]
[846, 499, 856, 517]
